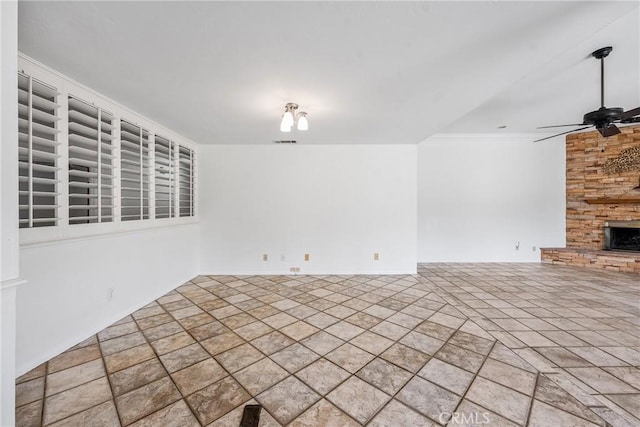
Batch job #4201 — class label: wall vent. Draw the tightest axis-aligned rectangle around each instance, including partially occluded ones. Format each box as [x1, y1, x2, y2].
[273, 140, 297, 144]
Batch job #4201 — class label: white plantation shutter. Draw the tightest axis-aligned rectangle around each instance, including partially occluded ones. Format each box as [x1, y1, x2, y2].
[18, 73, 61, 228]
[154, 136, 175, 219]
[178, 146, 195, 217]
[120, 120, 151, 221]
[68, 96, 115, 224]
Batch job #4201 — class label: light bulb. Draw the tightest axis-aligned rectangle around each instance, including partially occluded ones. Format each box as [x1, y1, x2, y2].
[281, 110, 294, 128]
[297, 113, 308, 131]
[280, 119, 292, 132]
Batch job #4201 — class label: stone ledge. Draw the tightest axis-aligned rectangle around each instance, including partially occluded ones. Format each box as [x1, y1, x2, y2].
[541, 247, 640, 274]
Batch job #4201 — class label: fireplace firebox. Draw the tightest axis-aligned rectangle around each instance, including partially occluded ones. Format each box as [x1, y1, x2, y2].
[604, 220, 640, 252]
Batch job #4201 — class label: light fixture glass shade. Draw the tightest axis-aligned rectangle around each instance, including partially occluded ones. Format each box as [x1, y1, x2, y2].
[297, 113, 308, 131]
[281, 111, 294, 128]
[280, 118, 292, 132]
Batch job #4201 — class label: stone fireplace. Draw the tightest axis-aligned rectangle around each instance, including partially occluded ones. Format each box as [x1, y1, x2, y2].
[541, 125, 640, 273]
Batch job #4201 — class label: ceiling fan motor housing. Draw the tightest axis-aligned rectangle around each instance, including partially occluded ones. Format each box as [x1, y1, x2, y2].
[583, 107, 624, 128]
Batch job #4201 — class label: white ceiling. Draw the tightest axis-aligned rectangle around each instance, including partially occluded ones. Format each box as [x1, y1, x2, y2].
[18, 1, 640, 145]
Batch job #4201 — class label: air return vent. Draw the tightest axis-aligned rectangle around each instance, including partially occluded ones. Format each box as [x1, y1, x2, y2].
[273, 140, 297, 144]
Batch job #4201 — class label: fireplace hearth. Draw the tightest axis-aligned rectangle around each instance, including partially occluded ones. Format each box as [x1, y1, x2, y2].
[604, 220, 640, 252]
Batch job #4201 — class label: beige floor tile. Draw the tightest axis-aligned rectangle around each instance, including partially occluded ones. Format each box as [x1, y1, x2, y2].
[435, 343, 485, 373]
[234, 321, 273, 340]
[510, 331, 558, 347]
[368, 399, 436, 427]
[280, 321, 318, 341]
[262, 312, 297, 329]
[400, 330, 445, 355]
[200, 331, 245, 355]
[289, 398, 359, 427]
[454, 399, 520, 427]
[534, 375, 606, 425]
[465, 377, 530, 425]
[349, 331, 394, 355]
[380, 343, 430, 373]
[418, 357, 474, 395]
[295, 358, 350, 395]
[104, 344, 156, 374]
[100, 332, 147, 356]
[43, 377, 113, 425]
[128, 400, 199, 427]
[48, 345, 102, 374]
[326, 376, 390, 424]
[98, 322, 139, 342]
[47, 400, 120, 427]
[397, 376, 460, 422]
[566, 367, 638, 394]
[135, 313, 173, 330]
[326, 343, 375, 374]
[150, 331, 196, 355]
[270, 343, 320, 373]
[568, 346, 629, 367]
[251, 331, 295, 355]
[187, 376, 251, 425]
[529, 400, 601, 427]
[300, 331, 344, 355]
[325, 321, 365, 341]
[15, 400, 42, 427]
[234, 358, 288, 395]
[141, 321, 184, 342]
[257, 376, 320, 425]
[159, 343, 209, 373]
[356, 358, 413, 395]
[16, 363, 47, 384]
[369, 321, 409, 340]
[479, 358, 537, 396]
[177, 312, 216, 330]
[414, 320, 455, 341]
[188, 320, 230, 341]
[109, 358, 166, 397]
[215, 343, 264, 373]
[171, 357, 227, 396]
[16, 377, 45, 407]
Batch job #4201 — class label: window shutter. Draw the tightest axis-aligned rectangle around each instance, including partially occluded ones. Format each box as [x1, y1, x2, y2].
[18, 73, 61, 228]
[68, 96, 115, 224]
[178, 146, 194, 217]
[154, 136, 174, 219]
[120, 121, 150, 221]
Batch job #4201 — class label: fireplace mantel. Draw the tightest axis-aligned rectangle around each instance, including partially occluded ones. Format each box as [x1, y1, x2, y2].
[584, 197, 640, 205]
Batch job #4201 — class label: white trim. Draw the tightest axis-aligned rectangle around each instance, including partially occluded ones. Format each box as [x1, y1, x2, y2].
[0, 278, 27, 291]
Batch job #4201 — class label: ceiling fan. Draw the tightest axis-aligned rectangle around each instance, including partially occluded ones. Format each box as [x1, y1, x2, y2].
[534, 46, 640, 142]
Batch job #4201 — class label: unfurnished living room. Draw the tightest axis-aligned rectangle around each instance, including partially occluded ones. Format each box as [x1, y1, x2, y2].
[1, 1, 639, 426]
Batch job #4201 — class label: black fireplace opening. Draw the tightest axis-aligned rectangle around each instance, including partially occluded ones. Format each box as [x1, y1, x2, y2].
[604, 223, 640, 252]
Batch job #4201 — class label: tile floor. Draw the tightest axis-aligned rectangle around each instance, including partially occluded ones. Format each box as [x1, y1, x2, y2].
[15, 263, 640, 426]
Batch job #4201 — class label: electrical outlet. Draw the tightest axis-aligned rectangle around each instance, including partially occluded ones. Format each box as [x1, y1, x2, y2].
[515, 241, 520, 251]
[107, 288, 114, 301]
[289, 267, 300, 274]
[281, 254, 286, 262]
[304, 253, 310, 261]
[262, 254, 268, 262]
[373, 252, 380, 261]
[532, 246, 536, 252]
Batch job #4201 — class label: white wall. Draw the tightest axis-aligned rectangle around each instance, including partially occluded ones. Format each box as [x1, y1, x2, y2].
[198, 145, 417, 275]
[418, 134, 565, 262]
[1, 2, 20, 425]
[16, 224, 198, 375]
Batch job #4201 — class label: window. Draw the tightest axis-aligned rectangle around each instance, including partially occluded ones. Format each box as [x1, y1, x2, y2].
[18, 73, 60, 228]
[154, 136, 175, 219]
[178, 146, 195, 217]
[18, 57, 197, 243]
[68, 96, 115, 224]
[120, 121, 150, 221]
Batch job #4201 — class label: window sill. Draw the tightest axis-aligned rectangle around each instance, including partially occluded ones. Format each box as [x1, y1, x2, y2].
[19, 216, 198, 248]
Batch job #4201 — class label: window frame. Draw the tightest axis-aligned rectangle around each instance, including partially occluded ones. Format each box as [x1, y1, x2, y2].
[19, 54, 198, 246]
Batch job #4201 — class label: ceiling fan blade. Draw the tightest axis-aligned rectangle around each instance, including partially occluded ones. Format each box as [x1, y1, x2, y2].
[621, 106, 640, 119]
[533, 126, 593, 143]
[621, 117, 640, 124]
[598, 124, 621, 137]
[536, 123, 585, 129]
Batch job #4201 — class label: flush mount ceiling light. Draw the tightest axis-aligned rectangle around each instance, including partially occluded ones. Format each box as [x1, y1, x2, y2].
[280, 102, 309, 132]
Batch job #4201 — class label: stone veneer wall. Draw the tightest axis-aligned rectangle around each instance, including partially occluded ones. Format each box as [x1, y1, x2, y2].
[541, 125, 640, 273]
